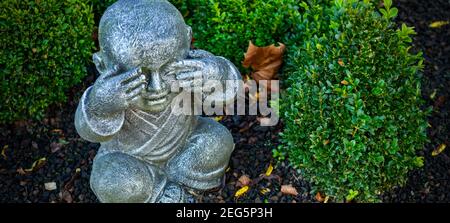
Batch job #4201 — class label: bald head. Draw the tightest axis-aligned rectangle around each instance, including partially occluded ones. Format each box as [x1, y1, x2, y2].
[98, 0, 191, 70]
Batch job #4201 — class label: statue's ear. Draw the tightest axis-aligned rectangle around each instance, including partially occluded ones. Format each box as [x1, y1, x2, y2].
[186, 25, 192, 45]
[93, 52, 107, 74]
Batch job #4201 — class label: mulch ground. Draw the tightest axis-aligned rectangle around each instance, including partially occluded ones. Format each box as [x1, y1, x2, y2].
[0, 0, 448, 203]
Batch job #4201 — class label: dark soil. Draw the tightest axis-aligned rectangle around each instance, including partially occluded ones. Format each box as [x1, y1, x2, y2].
[0, 0, 448, 203]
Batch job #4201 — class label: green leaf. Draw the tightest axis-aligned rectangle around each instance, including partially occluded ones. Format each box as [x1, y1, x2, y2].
[389, 8, 398, 18]
[346, 189, 359, 201]
[384, 0, 392, 9]
[414, 156, 424, 167]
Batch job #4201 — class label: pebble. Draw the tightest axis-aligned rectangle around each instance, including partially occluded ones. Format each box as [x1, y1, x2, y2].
[44, 182, 57, 191]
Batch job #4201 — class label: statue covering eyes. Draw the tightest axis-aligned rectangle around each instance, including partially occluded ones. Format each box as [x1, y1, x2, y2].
[75, 0, 242, 202]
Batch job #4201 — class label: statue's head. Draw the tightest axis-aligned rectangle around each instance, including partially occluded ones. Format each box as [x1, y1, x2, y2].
[93, 0, 192, 112]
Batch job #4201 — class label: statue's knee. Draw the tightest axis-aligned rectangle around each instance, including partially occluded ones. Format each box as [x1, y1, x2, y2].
[198, 118, 234, 150]
[90, 152, 154, 203]
[209, 120, 234, 155]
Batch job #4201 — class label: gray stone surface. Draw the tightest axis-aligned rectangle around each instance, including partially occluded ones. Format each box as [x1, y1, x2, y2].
[74, 0, 241, 203]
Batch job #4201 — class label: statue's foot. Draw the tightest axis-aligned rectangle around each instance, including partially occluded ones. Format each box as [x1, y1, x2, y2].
[156, 182, 195, 203]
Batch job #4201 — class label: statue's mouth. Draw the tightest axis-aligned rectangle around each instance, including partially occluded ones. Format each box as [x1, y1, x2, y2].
[141, 89, 170, 106]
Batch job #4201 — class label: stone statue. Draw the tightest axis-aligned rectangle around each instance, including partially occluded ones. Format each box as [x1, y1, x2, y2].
[74, 0, 241, 203]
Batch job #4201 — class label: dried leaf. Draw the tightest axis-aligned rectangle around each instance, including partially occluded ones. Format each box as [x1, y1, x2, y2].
[315, 192, 325, 202]
[238, 175, 251, 187]
[1, 145, 8, 160]
[324, 196, 330, 203]
[341, 80, 349, 85]
[25, 157, 46, 172]
[265, 163, 274, 176]
[429, 21, 449, 28]
[51, 129, 63, 134]
[338, 59, 345, 66]
[281, 185, 299, 196]
[323, 140, 330, 145]
[17, 168, 27, 175]
[430, 89, 437, 100]
[44, 182, 57, 191]
[260, 188, 271, 195]
[243, 41, 285, 90]
[234, 186, 249, 198]
[432, 144, 446, 156]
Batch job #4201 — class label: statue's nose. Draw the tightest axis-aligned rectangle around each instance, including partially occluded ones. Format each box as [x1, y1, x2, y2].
[147, 71, 168, 94]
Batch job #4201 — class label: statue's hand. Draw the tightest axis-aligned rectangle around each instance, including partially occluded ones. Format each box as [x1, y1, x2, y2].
[165, 58, 225, 91]
[88, 66, 147, 115]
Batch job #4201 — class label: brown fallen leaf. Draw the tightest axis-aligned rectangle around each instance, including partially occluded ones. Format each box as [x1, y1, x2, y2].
[315, 192, 325, 202]
[243, 41, 285, 90]
[338, 58, 345, 66]
[51, 129, 63, 134]
[281, 185, 299, 196]
[238, 175, 251, 187]
[17, 168, 27, 175]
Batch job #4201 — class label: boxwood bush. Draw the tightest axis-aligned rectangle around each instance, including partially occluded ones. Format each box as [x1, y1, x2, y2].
[0, 0, 94, 123]
[279, 0, 429, 202]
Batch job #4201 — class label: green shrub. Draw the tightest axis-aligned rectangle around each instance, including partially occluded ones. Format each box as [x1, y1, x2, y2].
[184, 0, 301, 72]
[279, 0, 429, 202]
[0, 0, 94, 123]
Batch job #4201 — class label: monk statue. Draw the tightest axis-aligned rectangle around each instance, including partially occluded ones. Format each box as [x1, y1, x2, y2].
[75, 0, 241, 203]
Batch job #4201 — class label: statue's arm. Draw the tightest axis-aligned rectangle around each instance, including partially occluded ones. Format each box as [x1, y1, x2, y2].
[75, 86, 125, 143]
